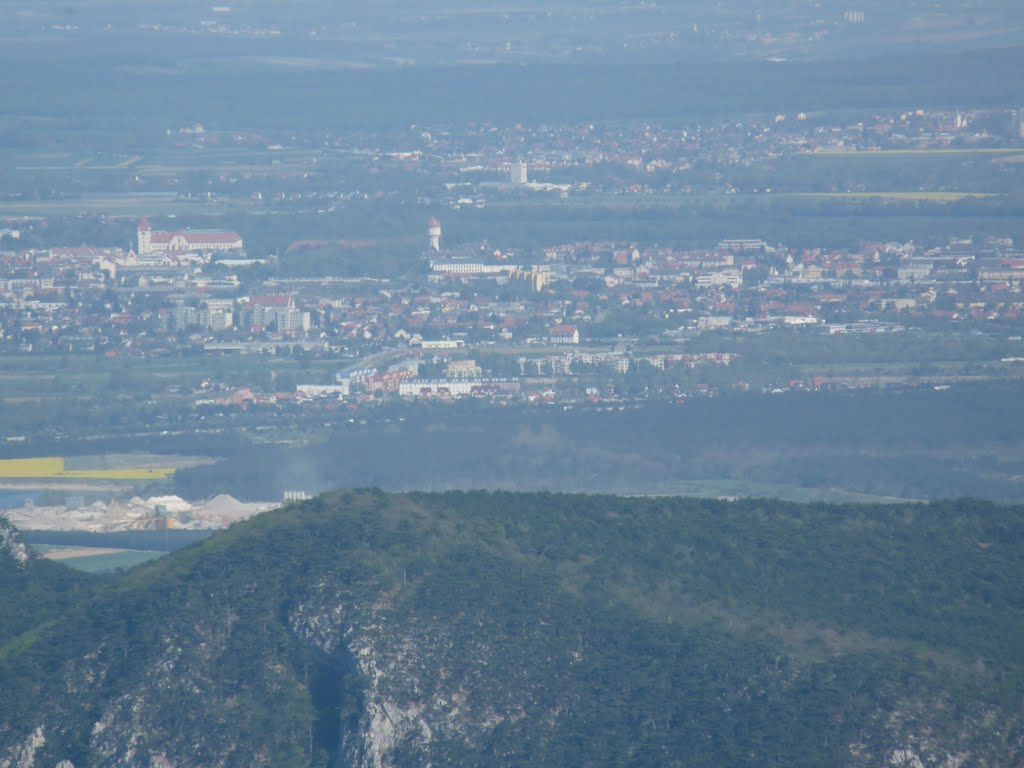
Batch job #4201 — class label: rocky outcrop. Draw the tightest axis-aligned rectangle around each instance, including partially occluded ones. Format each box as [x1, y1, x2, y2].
[1, 492, 1022, 767]
[0, 519, 29, 568]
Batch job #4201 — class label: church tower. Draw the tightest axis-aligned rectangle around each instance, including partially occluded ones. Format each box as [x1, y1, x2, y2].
[138, 218, 152, 255]
[428, 217, 441, 252]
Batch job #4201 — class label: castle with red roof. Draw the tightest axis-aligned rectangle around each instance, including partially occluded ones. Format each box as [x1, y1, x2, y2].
[137, 218, 243, 256]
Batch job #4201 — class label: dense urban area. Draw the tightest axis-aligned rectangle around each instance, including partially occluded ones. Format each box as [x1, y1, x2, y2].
[2, 4, 1024, 768]
[3, 106, 1024, 434]
[0, 6, 1021, 516]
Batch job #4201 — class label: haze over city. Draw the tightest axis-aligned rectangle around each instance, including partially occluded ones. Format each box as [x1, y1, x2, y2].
[1, 3, 1023, 767]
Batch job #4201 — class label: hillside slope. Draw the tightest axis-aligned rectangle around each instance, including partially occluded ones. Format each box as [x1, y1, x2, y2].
[0, 519, 91, 651]
[0, 492, 1022, 767]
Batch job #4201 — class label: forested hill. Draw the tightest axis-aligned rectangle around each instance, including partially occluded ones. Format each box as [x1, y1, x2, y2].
[0, 519, 92, 652]
[1, 492, 1022, 767]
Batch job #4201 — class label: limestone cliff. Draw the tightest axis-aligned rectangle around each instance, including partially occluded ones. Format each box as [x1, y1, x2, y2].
[1, 492, 1021, 767]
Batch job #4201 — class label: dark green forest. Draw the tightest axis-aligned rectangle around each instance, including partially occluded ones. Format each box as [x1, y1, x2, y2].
[1, 491, 1021, 766]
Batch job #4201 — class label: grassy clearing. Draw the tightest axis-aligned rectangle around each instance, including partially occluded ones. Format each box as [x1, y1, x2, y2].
[36, 546, 166, 572]
[60, 550, 166, 573]
[41, 546, 130, 560]
[0, 352, 341, 398]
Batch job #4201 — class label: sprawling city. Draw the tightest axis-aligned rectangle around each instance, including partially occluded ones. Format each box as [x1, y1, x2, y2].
[1, 2, 1023, 767]
[4, 106, 1024, 433]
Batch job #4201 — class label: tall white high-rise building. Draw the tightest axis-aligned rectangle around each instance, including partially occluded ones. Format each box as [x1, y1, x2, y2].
[510, 160, 528, 184]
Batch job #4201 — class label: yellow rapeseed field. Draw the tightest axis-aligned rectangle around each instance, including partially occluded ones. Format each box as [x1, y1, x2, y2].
[0, 457, 66, 477]
[0, 457, 174, 480]
[60, 469, 176, 480]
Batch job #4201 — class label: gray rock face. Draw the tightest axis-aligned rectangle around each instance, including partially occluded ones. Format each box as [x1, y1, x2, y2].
[0, 727, 46, 768]
[0, 520, 29, 568]
[0, 492, 1022, 767]
[5, 582, 1018, 768]
[289, 583, 566, 768]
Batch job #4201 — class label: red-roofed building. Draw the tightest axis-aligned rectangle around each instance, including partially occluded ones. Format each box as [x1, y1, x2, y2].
[549, 324, 580, 345]
[138, 218, 243, 255]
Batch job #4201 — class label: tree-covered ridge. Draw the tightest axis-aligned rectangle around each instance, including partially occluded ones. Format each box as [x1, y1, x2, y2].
[0, 518, 93, 654]
[408, 493, 1024, 668]
[0, 492, 1022, 767]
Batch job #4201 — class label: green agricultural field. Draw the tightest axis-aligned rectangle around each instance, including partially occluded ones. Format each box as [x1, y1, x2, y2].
[0, 195, 252, 218]
[58, 550, 166, 573]
[785, 191, 998, 202]
[0, 353, 344, 399]
[13, 146, 318, 175]
[801, 148, 1024, 157]
[32, 545, 166, 573]
[63, 453, 215, 472]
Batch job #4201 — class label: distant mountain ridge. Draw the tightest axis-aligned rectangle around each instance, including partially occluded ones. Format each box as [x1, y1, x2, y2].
[0, 491, 1021, 767]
